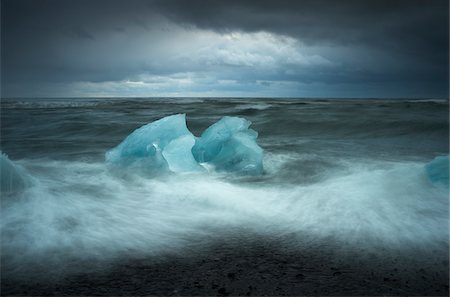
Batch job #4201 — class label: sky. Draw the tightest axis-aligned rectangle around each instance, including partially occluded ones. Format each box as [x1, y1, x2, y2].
[1, 0, 449, 98]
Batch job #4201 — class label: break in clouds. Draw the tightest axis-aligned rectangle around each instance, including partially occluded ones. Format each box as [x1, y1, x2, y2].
[1, 0, 449, 98]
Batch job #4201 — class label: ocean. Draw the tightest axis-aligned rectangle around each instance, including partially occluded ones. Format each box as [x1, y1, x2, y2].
[1, 97, 449, 295]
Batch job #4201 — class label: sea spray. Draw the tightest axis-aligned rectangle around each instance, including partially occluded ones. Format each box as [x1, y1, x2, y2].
[1, 158, 447, 271]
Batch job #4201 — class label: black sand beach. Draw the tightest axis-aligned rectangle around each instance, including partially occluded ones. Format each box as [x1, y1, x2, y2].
[2, 231, 449, 296]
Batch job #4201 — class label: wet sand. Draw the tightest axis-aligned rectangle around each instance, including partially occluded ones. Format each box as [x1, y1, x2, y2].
[2, 232, 449, 296]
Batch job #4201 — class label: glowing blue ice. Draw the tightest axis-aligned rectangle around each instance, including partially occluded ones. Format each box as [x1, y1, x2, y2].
[162, 134, 204, 173]
[192, 116, 263, 175]
[106, 114, 200, 173]
[106, 114, 263, 175]
[425, 155, 449, 187]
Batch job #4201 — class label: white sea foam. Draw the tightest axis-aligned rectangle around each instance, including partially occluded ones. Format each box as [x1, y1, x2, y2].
[1, 155, 448, 274]
[235, 103, 273, 110]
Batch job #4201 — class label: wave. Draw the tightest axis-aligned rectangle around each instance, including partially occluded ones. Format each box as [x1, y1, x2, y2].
[0, 99, 101, 109]
[235, 103, 273, 110]
[1, 155, 448, 276]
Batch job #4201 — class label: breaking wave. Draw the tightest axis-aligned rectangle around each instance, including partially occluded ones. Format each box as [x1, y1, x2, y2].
[1, 154, 448, 276]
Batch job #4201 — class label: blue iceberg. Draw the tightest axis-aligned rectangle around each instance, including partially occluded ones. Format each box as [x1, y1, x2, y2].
[1, 152, 30, 194]
[106, 114, 203, 173]
[425, 155, 449, 187]
[192, 116, 263, 175]
[105, 114, 263, 175]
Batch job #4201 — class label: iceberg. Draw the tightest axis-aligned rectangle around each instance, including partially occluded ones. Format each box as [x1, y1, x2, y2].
[105, 114, 263, 175]
[425, 155, 449, 187]
[105, 114, 200, 173]
[1, 152, 29, 194]
[192, 117, 263, 175]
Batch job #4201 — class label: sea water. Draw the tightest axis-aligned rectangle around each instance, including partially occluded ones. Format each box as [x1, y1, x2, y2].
[1, 97, 448, 276]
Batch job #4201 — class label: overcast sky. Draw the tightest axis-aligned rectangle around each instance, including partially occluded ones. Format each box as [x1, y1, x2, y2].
[1, 0, 449, 98]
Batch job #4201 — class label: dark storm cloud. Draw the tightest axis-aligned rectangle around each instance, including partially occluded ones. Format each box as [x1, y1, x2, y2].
[1, 0, 448, 97]
[155, 0, 449, 73]
[1, 0, 152, 84]
[155, 0, 448, 48]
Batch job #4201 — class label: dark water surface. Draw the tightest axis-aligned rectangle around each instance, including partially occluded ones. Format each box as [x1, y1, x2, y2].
[1, 98, 449, 295]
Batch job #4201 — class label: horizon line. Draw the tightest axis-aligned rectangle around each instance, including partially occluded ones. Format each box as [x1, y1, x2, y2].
[1, 96, 449, 100]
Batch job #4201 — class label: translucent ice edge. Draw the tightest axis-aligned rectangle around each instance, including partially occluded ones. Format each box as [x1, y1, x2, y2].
[0, 152, 31, 194]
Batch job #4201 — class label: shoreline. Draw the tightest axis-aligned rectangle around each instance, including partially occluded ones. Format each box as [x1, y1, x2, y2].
[2, 232, 448, 296]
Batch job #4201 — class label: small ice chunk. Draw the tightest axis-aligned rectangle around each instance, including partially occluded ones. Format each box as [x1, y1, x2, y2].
[0, 152, 29, 194]
[425, 155, 449, 187]
[192, 116, 263, 175]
